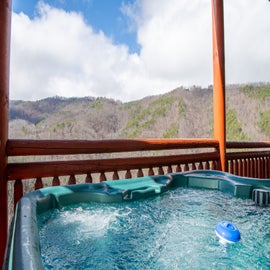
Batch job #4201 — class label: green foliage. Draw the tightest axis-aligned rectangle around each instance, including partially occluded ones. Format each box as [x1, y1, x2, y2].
[150, 96, 174, 107]
[240, 84, 270, 100]
[123, 96, 174, 137]
[226, 109, 249, 140]
[162, 122, 178, 138]
[125, 106, 150, 129]
[52, 119, 74, 133]
[89, 98, 104, 111]
[258, 110, 270, 135]
[128, 119, 155, 138]
[152, 106, 167, 117]
[178, 98, 186, 116]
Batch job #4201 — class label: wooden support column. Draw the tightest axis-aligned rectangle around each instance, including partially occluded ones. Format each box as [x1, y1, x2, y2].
[212, 0, 226, 171]
[0, 0, 12, 266]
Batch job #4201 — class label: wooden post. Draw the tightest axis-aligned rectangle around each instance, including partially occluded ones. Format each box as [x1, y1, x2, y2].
[212, 0, 226, 171]
[0, 0, 12, 266]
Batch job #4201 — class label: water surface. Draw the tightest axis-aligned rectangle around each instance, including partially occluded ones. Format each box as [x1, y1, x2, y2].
[39, 188, 270, 269]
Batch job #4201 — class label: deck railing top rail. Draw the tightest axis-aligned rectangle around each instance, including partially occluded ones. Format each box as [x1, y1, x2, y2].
[227, 141, 270, 149]
[7, 138, 219, 156]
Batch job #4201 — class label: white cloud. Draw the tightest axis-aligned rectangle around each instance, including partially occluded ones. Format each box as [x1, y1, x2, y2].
[224, 0, 270, 84]
[11, 3, 142, 101]
[135, 0, 212, 84]
[10, 0, 270, 102]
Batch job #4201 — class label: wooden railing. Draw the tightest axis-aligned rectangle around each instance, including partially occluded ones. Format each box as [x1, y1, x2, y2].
[226, 141, 270, 178]
[6, 139, 270, 213]
[6, 138, 220, 209]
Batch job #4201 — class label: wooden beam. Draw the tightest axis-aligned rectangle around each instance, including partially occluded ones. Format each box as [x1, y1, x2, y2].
[7, 151, 220, 180]
[0, 0, 11, 266]
[212, 0, 226, 171]
[7, 138, 219, 156]
[227, 141, 270, 149]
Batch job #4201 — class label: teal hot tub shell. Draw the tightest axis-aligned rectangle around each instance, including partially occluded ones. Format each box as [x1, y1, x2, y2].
[4, 170, 270, 270]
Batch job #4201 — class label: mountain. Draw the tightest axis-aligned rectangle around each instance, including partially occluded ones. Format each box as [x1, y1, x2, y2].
[9, 83, 270, 141]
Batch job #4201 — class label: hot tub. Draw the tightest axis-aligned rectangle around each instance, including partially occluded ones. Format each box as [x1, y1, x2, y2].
[4, 170, 270, 269]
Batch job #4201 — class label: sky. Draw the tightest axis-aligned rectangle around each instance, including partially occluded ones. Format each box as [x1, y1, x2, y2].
[11, 0, 270, 102]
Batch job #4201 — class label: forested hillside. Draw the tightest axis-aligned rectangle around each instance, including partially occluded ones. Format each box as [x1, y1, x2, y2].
[9, 83, 270, 141]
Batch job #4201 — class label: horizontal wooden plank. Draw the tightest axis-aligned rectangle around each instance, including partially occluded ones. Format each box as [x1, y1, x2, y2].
[6, 138, 219, 156]
[227, 141, 270, 149]
[7, 151, 219, 180]
[227, 151, 270, 160]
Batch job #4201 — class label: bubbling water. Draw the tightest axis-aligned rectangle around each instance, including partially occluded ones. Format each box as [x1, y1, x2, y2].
[38, 188, 270, 269]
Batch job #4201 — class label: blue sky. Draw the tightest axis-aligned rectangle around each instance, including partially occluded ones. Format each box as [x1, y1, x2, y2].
[12, 0, 140, 53]
[10, 0, 270, 101]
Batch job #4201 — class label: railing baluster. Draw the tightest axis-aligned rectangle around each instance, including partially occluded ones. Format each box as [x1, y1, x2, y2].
[249, 158, 254, 178]
[85, 173, 93, 183]
[264, 157, 268, 179]
[35, 177, 43, 190]
[233, 160, 237, 175]
[245, 159, 248, 176]
[238, 159, 243, 176]
[259, 157, 262, 178]
[264, 157, 267, 178]
[233, 159, 238, 175]
[228, 160, 232, 174]
[266, 157, 270, 178]
[125, 170, 132, 179]
[14, 179, 23, 211]
[236, 159, 242, 176]
[148, 167, 154, 176]
[167, 165, 172, 174]
[184, 164, 189, 171]
[263, 157, 267, 179]
[100, 172, 106, 181]
[253, 158, 258, 178]
[113, 171, 119, 180]
[259, 158, 264, 178]
[246, 159, 251, 177]
[243, 159, 246, 176]
[205, 161, 210, 170]
[68, 175, 76, 185]
[261, 158, 265, 178]
[158, 167, 164, 175]
[52, 176, 60, 186]
[238, 159, 242, 176]
[261, 157, 265, 178]
[137, 168, 143, 177]
[242, 159, 247, 177]
[176, 164, 182, 172]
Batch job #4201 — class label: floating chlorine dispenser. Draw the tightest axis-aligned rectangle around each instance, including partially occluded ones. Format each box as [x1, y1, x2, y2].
[215, 221, 241, 244]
